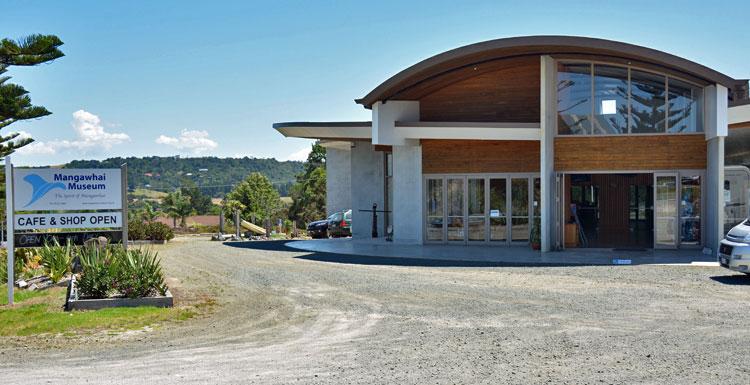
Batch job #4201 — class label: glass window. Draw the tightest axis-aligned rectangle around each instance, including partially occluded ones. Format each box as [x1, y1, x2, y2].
[558, 61, 701, 136]
[557, 63, 592, 135]
[593, 65, 628, 134]
[630, 69, 666, 133]
[668, 78, 703, 133]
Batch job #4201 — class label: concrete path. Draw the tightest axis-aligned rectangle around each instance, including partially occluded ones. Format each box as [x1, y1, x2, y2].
[287, 238, 716, 266]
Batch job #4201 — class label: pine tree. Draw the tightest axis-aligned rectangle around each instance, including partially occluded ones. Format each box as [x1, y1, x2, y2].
[0, 34, 64, 156]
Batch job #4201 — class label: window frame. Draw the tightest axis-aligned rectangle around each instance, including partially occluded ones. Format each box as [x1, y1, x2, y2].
[556, 60, 705, 137]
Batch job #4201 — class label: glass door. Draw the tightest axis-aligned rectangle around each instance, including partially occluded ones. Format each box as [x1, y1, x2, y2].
[425, 178, 444, 242]
[654, 173, 678, 248]
[489, 178, 508, 243]
[446, 178, 465, 242]
[680, 174, 701, 246]
[468, 178, 486, 242]
[511, 178, 530, 242]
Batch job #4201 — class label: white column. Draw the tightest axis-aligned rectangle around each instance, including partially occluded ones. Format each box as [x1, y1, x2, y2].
[372, 101, 420, 145]
[392, 144, 423, 244]
[705, 84, 728, 255]
[324, 145, 352, 216]
[349, 141, 385, 239]
[539, 55, 556, 252]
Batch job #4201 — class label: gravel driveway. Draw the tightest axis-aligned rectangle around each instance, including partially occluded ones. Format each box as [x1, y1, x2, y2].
[2, 237, 750, 384]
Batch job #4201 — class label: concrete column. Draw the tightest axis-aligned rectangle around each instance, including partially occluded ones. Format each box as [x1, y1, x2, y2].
[372, 101, 420, 145]
[392, 144, 423, 244]
[325, 145, 352, 216]
[350, 141, 385, 239]
[705, 84, 728, 255]
[539, 55, 556, 252]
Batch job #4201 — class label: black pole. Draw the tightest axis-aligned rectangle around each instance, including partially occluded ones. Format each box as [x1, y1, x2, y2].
[371, 203, 378, 238]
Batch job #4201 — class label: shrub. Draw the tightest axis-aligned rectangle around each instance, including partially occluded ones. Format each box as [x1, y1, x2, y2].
[145, 222, 174, 241]
[128, 219, 147, 240]
[0, 248, 28, 283]
[114, 248, 167, 298]
[77, 245, 119, 298]
[39, 239, 74, 283]
[77, 245, 168, 299]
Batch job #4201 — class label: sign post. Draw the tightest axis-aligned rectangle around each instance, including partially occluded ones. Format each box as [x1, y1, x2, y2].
[121, 163, 128, 250]
[4, 165, 126, 305]
[5, 156, 14, 306]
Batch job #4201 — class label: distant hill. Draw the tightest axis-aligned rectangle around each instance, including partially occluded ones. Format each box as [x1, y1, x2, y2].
[64, 156, 304, 197]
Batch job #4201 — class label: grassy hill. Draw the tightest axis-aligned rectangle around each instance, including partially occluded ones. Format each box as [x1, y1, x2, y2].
[64, 156, 304, 197]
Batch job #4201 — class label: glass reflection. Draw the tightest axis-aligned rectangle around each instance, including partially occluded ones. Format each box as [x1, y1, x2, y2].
[447, 178, 464, 241]
[668, 78, 703, 133]
[426, 179, 443, 241]
[680, 175, 701, 244]
[468, 178, 486, 241]
[489, 178, 507, 241]
[631, 70, 666, 133]
[593, 65, 628, 134]
[557, 63, 592, 135]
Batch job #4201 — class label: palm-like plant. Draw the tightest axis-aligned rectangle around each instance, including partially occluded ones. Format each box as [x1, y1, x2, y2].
[39, 239, 74, 283]
[161, 190, 193, 228]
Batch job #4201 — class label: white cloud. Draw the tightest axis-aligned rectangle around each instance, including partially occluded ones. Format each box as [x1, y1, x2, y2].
[15, 110, 130, 155]
[285, 146, 311, 161]
[155, 129, 218, 154]
[66, 110, 130, 149]
[16, 141, 56, 155]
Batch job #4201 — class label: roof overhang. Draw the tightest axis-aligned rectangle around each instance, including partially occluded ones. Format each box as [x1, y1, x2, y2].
[356, 35, 738, 108]
[730, 102, 750, 128]
[273, 121, 372, 140]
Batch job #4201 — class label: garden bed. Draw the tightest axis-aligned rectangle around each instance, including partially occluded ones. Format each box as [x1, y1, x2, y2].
[65, 275, 173, 311]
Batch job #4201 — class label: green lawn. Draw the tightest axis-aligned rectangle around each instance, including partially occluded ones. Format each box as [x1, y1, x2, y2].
[0, 285, 196, 336]
[131, 188, 168, 200]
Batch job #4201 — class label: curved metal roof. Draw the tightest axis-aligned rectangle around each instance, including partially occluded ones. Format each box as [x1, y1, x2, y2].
[356, 35, 737, 108]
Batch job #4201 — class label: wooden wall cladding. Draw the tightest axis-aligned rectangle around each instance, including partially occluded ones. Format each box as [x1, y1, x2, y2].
[554, 135, 707, 171]
[421, 140, 540, 174]
[418, 58, 540, 123]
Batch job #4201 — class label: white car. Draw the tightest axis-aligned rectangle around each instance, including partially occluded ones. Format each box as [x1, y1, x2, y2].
[719, 219, 750, 273]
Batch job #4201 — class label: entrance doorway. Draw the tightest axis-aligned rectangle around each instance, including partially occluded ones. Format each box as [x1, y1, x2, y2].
[425, 174, 540, 244]
[564, 172, 704, 249]
[566, 174, 653, 249]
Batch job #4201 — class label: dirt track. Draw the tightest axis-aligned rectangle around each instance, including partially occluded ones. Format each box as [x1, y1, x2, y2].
[2, 237, 750, 384]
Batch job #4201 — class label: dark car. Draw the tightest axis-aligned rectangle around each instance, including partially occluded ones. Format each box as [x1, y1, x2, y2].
[327, 209, 352, 238]
[307, 217, 329, 239]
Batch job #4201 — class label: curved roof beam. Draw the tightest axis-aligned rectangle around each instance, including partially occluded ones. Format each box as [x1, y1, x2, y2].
[356, 35, 737, 109]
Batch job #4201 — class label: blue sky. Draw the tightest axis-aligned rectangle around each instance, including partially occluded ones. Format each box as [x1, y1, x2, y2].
[3, 0, 749, 166]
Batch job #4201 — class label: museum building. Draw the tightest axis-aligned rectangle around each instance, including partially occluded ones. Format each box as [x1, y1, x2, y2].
[274, 36, 750, 255]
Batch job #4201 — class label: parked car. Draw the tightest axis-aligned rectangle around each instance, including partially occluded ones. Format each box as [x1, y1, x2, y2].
[306, 217, 330, 239]
[327, 209, 352, 238]
[719, 218, 750, 273]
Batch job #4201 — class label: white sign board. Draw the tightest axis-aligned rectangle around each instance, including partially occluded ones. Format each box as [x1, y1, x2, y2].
[13, 168, 122, 211]
[15, 212, 122, 230]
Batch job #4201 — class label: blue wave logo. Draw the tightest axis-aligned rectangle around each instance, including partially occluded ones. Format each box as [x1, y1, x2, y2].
[23, 174, 66, 207]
